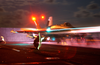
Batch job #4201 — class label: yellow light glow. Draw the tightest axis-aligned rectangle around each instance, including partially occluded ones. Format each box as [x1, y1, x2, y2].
[32, 17, 36, 21]
[41, 16, 44, 19]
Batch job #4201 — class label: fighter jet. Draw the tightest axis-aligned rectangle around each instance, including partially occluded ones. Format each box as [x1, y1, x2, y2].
[11, 16, 75, 49]
[11, 16, 89, 49]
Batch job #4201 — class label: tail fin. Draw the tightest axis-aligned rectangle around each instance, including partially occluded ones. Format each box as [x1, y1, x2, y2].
[47, 16, 53, 27]
[34, 21, 41, 29]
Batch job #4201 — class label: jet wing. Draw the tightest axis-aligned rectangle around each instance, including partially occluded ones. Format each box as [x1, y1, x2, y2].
[11, 26, 100, 35]
[11, 27, 72, 34]
[11, 28, 46, 34]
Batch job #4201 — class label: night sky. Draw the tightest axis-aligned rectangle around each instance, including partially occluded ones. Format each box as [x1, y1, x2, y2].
[0, 0, 100, 28]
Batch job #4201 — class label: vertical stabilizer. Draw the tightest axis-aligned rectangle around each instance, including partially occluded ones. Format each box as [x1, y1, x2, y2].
[32, 16, 41, 29]
[34, 21, 41, 29]
[47, 16, 53, 27]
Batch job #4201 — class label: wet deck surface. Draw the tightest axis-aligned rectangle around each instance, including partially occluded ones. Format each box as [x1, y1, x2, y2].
[0, 42, 100, 65]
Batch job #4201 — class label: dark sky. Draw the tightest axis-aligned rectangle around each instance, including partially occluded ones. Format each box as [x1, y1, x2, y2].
[0, 0, 100, 28]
